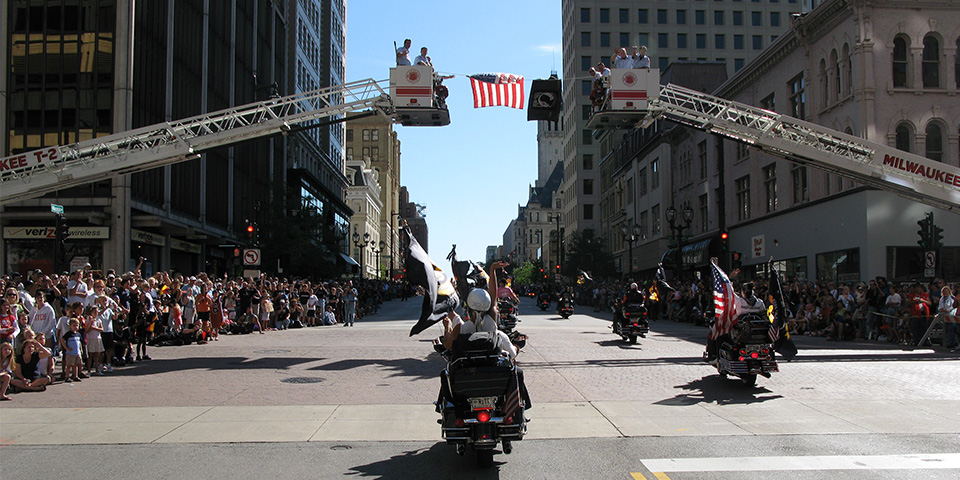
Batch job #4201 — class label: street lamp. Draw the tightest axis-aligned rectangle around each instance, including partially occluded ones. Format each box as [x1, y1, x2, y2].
[548, 214, 563, 278]
[389, 211, 402, 280]
[370, 240, 386, 279]
[352, 228, 371, 279]
[620, 223, 641, 278]
[665, 206, 694, 282]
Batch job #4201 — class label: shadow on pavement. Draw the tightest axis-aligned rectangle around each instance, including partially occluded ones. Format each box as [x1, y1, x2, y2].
[348, 442, 504, 479]
[521, 356, 705, 370]
[655, 375, 783, 406]
[309, 356, 442, 380]
[594, 339, 643, 349]
[111, 356, 325, 376]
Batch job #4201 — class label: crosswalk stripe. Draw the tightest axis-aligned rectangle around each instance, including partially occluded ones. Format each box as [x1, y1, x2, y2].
[641, 453, 960, 472]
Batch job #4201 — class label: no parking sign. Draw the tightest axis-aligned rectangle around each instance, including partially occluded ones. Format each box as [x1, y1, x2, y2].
[243, 248, 261, 266]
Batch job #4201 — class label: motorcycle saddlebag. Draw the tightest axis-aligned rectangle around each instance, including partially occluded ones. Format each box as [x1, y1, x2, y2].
[449, 361, 514, 399]
[734, 314, 771, 344]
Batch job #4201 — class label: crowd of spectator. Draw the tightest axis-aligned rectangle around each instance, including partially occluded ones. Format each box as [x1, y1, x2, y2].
[0, 263, 413, 401]
[522, 274, 958, 350]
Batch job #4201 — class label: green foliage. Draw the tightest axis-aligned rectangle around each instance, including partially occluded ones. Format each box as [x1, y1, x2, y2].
[511, 261, 539, 286]
[564, 229, 616, 279]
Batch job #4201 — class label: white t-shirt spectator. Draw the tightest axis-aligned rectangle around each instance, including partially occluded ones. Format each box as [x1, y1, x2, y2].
[30, 303, 58, 340]
[67, 279, 88, 304]
[307, 294, 318, 313]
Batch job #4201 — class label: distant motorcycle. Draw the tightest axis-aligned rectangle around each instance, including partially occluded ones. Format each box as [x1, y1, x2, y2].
[557, 298, 574, 319]
[709, 313, 780, 386]
[537, 295, 550, 311]
[435, 332, 527, 467]
[497, 299, 527, 350]
[613, 302, 649, 344]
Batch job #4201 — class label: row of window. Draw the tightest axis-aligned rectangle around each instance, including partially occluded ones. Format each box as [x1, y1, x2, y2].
[345, 128, 380, 142]
[581, 31, 775, 51]
[579, 1, 798, 24]
[735, 163, 810, 221]
[892, 35, 960, 89]
[345, 146, 380, 161]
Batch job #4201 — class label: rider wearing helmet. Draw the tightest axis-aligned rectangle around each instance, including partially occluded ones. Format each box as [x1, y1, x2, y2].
[705, 281, 765, 364]
[623, 282, 646, 305]
[441, 260, 517, 360]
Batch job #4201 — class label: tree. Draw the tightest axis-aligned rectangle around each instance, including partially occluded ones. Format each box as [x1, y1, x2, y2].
[564, 229, 616, 279]
[511, 261, 540, 286]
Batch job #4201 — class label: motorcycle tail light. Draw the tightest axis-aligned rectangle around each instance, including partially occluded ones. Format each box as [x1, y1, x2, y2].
[633, 323, 639, 327]
[750, 352, 759, 359]
[505, 416, 513, 425]
[455, 419, 465, 427]
[762, 348, 769, 355]
[477, 411, 490, 423]
[624, 312, 630, 317]
[739, 349, 747, 355]
[739, 356, 745, 361]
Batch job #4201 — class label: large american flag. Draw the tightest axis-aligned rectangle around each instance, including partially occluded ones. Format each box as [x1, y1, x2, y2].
[709, 260, 739, 340]
[469, 73, 525, 109]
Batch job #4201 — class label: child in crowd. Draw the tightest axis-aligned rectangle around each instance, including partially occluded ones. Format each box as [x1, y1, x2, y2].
[34, 332, 55, 381]
[1, 342, 13, 400]
[0, 299, 16, 344]
[84, 305, 105, 376]
[61, 318, 84, 382]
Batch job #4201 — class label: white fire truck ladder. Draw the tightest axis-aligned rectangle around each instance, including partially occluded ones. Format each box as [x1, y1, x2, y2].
[0, 78, 395, 205]
[645, 83, 960, 212]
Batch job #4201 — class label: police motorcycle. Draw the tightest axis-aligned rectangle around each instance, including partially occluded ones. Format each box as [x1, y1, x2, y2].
[612, 299, 649, 344]
[434, 255, 528, 468]
[705, 283, 779, 387]
[556, 287, 575, 319]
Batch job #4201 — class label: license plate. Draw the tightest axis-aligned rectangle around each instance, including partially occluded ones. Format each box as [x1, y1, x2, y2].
[469, 396, 497, 410]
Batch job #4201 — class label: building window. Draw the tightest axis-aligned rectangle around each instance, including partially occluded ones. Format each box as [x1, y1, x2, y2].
[736, 141, 750, 161]
[895, 123, 912, 153]
[788, 73, 805, 120]
[715, 34, 725, 49]
[362, 147, 370, 159]
[346, 147, 353, 160]
[770, 11, 780, 27]
[619, 8, 629, 23]
[696, 34, 706, 49]
[638, 9, 648, 24]
[922, 35, 940, 88]
[626, 177, 634, 204]
[346, 129, 354, 141]
[601, 56, 611, 66]
[371, 129, 379, 141]
[658, 9, 668, 24]
[752, 35, 762, 50]
[583, 154, 594, 170]
[582, 129, 593, 145]
[677, 10, 687, 25]
[698, 140, 708, 179]
[699, 194, 709, 232]
[639, 211, 649, 238]
[581, 8, 590, 23]
[733, 11, 743, 26]
[714, 11, 724, 26]
[362, 129, 370, 141]
[652, 205, 661, 235]
[892, 36, 908, 87]
[620, 32, 630, 47]
[761, 92, 775, 112]
[792, 164, 809, 204]
[763, 163, 777, 213]
[736, 175, 751, 221]
[582, 79, 592, 96]
[734, 35, 744, 50]
[638, 33, 649, 46]
[584, 204, 594, 220]
[751, 11, 762, 26]
[678, 33, 688, 49]
[695, 10, 705, 25]
[581, 56, 592, 71]
[659, 33, 669, 49]
[639, 168, 648, 196]
[600, 8, 610, 23]
[581, 32, 591, 47]
[583, 178, 594, 195]
[926, 123, 943, 162]
[600, 32, 610, 48]
[370, 146, 379, 161]
[735, 59, 745, 71]
[651, 158, 660, 189]
[582, 104, 593, 120]
[659, 58, 669, 70]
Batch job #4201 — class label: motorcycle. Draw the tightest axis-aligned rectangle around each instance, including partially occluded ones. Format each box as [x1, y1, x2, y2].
[434, 331, 527, 468]
[613, 302, 649, 344]
[497, 299, 527, 350]
[536, 295, 550, 311]
[710, 312, 780, 386]
[557, 298, 574, 319]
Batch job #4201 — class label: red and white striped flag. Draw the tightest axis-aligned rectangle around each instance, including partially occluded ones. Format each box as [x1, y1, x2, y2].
[503, 374, 523, 418]
[709, 259, 740, 340]
[469, 73, 525, 109]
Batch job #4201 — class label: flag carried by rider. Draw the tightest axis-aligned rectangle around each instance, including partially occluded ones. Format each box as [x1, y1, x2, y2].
[767, 259, 798, 360]
[709, 258, 739, 340]
[469, 73, 525, 109]
[402, 227, 459, 336]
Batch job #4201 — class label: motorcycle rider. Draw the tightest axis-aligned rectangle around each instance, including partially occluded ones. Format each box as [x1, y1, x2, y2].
[556, 286, 574, 314]
[705, 281, 766, 364]
[614, 282, 646, 330]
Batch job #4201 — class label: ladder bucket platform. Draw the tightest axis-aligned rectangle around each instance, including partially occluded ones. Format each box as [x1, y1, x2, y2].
[390, 66, 450, 126]
[586, 68, 660, 130]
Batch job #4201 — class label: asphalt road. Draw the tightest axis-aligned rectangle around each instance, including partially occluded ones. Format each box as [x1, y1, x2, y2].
[3, 296, 959, 479]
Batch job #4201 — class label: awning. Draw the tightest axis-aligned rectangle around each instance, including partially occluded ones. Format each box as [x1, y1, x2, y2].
[339, 253, 360, 267]
[661, 238, 714, 268]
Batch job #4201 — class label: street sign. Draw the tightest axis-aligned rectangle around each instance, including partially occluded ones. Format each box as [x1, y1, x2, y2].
[243, 248, 261, 266]
[50, 203, 63, 214]
[924, 268, 936, 278]
[924, 251, 936, 269]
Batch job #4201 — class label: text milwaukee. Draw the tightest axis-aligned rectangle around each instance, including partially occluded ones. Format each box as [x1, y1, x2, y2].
[882, 154, 960, 188]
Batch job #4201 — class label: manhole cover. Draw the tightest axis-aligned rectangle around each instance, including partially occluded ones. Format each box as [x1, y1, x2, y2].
[280, 376, 325, 384]
[330, 445, 352, 451]
[254, 349, 291, 354]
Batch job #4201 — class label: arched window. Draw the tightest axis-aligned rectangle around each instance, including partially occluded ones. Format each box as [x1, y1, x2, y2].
[922, 35, 940, 88]
[819, 59, 828, 108]
[893, 36, 908, 87]
[843, 44, 853, 95]
[830, 49, 840, 101]
[895, 124, 912, 153]
[925, 123, 943, 162]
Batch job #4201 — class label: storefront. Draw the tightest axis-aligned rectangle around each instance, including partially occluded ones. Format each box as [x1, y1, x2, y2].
[3, 225, 109, 275]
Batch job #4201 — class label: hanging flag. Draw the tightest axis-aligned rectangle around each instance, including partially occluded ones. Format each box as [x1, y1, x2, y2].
[767, 259, 798, 360]
[656, 262, 675, 292]
[709, 259, 740, 340]
[527, 77, 562, 121]
[469, 73, 525, 109]
[403, 227, 459, 336]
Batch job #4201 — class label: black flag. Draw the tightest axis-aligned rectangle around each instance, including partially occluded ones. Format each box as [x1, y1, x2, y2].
[403, 228, 459, 336]
[447, 245, 489, 306]
[527, 77, 562, 122]
[767, 259, 797, 360]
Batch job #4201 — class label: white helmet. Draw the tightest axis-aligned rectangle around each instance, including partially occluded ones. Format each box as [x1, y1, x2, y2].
[630, 282, 638, 290]
[466, 288, 492, 312]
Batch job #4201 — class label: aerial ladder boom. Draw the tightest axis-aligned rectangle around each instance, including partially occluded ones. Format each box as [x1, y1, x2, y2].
[1, 65, 447, 205]
[588, 69, 960, 212]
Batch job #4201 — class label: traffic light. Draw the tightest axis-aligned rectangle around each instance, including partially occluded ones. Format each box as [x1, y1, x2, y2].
[246, 223, 255, 238]
[54, 214, 70, 272]
[720, 232, 729, 252]
[917, 213, 932, 249]
[932, 223, 944, 250]
[731, 251, 742, 269]
[555, 264, 560, 271]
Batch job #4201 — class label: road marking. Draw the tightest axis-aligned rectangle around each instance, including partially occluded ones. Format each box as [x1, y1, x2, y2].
[652, 473, 673, 480]
[641, 453, 960, 472]
[629, 473, 646, 480]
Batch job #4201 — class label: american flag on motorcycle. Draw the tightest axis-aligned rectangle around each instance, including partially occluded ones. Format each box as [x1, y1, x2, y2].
[503, 373, 523, 418]
[470, 73, 525, 109]
[709, 260, 739, 340]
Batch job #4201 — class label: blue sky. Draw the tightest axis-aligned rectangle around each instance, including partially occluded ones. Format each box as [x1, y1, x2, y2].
[346, 1, 562, 263]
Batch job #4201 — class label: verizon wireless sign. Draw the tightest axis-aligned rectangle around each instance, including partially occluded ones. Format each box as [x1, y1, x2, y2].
[3, 226, 110, 240]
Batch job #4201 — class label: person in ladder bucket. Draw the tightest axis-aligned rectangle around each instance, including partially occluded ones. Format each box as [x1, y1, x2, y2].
[396, 38, 412, 66]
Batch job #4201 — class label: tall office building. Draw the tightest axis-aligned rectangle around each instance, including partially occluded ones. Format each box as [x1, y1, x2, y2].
[560, 0, 803, 251]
